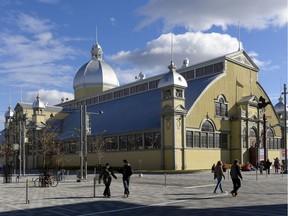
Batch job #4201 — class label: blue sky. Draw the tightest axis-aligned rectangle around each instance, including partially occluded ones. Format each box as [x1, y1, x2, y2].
[0, 0, 287, 129]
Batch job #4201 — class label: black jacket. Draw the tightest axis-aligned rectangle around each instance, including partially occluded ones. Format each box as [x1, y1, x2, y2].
[99, 166, 117, 184]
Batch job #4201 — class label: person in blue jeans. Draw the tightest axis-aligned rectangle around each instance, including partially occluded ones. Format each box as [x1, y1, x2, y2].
[213, 160, 226, 193]
[119, 159, 133, 197]
[230, 159, 243, 197]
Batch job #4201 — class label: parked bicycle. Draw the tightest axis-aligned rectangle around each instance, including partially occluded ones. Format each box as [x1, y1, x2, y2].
[34, 173, 58, 187]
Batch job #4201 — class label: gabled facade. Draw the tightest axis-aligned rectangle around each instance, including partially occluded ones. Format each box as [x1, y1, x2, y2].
[1, 48, 284, 171]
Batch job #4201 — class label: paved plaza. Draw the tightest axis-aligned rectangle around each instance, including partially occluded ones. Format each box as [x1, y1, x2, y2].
[0, 170, 287, 216]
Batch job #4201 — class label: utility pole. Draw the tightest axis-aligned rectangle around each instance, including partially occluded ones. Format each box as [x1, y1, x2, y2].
[283, 84, 287, 174]
[22, 115, 26, 176]
[80, 105, 84, 180]
[258, 96, 271, 162]
[19, 121, 22, 176]
[84, 105, 88, 179]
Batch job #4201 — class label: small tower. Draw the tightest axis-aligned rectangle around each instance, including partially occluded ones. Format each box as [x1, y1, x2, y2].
[4, 105, 14, 129]
[158, 61, 188, 170]
[32, 94, 46, 125]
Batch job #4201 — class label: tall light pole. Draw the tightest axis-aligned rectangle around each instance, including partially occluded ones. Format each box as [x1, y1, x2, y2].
[79, 104, 84, 181]
[83, 106, 103, 179]
[282, 83, 287, 174]
[258, 96, 270, 162]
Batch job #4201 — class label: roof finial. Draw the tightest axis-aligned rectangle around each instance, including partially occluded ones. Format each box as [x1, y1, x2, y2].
[96, 25, 98, 43]
[170, 32, 174, 63]
[237, 21, 241, 51]
[9, 88, 11, 105]
[20, 82, 23, 103]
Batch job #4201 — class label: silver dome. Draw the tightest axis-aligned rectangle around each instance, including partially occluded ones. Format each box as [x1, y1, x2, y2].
[158, 61, 187, 88]
[73, 42, 119, 94]
[274, 96, 288, 114]
[4, 105, 14, 118]
[32, 94, 46, 110]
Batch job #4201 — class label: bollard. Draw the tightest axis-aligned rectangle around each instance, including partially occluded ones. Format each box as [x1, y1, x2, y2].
[266, 169, 268, 179]
[164, 173, 167, 187]
[227, 170, 229, 181]
[93, 177, 96, 198]
[26, 179, 30, 204]
[256, 169, 258, 181]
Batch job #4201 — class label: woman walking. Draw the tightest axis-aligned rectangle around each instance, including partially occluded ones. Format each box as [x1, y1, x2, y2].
[213, 160, 226, 194]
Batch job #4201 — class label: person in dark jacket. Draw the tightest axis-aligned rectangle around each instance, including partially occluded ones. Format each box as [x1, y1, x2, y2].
[119, 159, 133, 197]
[230, 159, 243, 197]
[98, 163, 117, 198]
[265, 159, 272, 174]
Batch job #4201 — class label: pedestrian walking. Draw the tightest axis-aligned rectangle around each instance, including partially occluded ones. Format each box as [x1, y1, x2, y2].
[230, 159, 243, 197]
[119, 159, 133, 197]
[98, 163, 117, 198]
[259, 161, 264, 174]
[213, 160, 226, 194]
[265, 159, 272, 174]
[274, 157, 280, 174]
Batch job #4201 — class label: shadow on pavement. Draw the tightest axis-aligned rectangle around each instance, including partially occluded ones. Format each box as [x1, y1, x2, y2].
[0, 201, 286, 216]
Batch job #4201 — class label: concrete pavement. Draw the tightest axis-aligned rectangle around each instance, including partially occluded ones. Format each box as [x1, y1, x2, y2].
[0, 170, 287, 216]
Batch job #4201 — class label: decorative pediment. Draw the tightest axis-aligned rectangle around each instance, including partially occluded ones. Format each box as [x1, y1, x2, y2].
[226, 50, 259, 71]
[161, 104, 187, 115]
[174, 104, 187, 114]
[238, 95, 257, 104]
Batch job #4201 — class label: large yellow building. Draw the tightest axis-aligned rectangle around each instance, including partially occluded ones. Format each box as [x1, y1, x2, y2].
[1, 42, 284, 171]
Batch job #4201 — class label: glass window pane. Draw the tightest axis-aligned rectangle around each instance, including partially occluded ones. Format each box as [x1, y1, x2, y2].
[186, 131, 193, 147]
[193, 132, 200, 148]
[128, 135, 135, 150]
[135, 134, 143, 150]
[208, 133, 214, 148]
[119, 136, 127, 150]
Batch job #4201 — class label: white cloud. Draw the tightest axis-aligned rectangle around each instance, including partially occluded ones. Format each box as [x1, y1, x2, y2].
[109, 32, 241, 83]
[26, 89, 74, 106]
[37, 0, 60, 4]
[0, 13, 79, 90]
[110, 17, 116, 25]
[136, 0, 287, 31]
[12, 12, 56, 34]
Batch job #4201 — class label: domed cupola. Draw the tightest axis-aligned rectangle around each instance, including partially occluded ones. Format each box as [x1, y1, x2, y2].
[4, 105, 14, 129]
[32, 94, 46, 113]
[274, 95, 288, 119]
[158, 61, 187, 89]
[5, 105, 14, 121]
[73, 42, 119, 100]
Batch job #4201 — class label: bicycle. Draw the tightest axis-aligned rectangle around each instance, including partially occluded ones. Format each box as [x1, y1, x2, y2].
[34, 175, 58, 187]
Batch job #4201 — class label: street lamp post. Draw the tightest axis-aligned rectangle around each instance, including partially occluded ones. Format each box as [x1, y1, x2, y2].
[80, 105, 84, 181]
[282, 83, 287, 174]
[83, 105, 103, 179]
[257, 96, 271, 162]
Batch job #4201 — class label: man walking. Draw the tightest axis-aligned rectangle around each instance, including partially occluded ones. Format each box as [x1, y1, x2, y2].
[119, 159, 133, 197]
[98, 163, 117, 198]
[230, 159, 243, 197]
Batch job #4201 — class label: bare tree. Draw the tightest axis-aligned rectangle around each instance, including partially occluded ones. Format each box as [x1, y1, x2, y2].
[88, 131, 111, 166]
[25, 122, 60, 168]
[37, 124, 60, 168]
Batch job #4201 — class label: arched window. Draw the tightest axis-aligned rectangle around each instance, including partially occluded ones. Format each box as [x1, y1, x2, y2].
[267, 129, 274, 149]
[215, 95, 228, 117]
[242, 128, 247, 148]
[249, 128, 257, 148]
[201, 120, 214, 148]
[186, 120, 228, 149]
